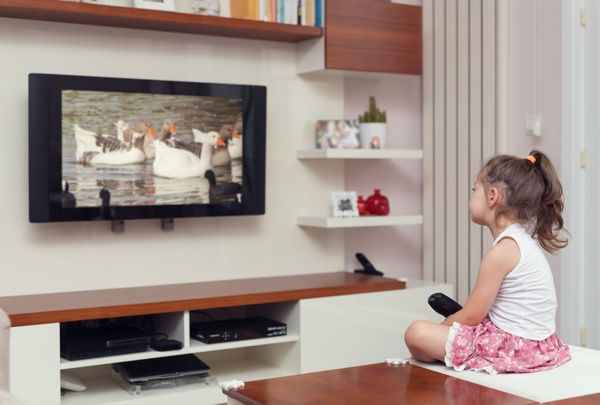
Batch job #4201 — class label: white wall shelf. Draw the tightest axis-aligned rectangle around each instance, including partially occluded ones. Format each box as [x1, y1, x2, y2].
[297, 215, 423, 228]
[296, 148, 423, 160]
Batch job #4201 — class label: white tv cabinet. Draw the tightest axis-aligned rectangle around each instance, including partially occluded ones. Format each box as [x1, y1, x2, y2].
[3, 273, 450, 404]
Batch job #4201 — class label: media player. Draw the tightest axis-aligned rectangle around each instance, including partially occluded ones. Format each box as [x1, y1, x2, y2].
[190, 316, 286, 344]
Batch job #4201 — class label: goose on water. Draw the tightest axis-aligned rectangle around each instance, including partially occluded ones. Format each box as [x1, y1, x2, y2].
[74, 124, 146, 166]
[152, 128, 224, 179]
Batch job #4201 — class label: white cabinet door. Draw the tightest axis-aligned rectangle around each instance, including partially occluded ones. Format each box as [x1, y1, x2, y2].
[299, 281, 452, 373]
[10, 323, 61, 404]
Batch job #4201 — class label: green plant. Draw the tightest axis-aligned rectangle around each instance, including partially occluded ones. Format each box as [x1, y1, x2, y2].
[358, 96, 387, 123]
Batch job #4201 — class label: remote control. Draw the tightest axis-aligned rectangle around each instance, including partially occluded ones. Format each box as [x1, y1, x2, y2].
[428, 292, 462, 317]
[354, 253, 383, 276]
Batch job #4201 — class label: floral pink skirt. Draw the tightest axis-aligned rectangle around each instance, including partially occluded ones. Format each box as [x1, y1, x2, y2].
[445, 316, 571, 374]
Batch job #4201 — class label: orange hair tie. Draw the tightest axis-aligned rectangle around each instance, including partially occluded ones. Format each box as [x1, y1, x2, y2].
[525, 155, 536, 164]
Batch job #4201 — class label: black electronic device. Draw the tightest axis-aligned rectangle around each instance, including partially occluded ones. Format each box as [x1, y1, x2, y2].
[60, 326, 152, 361]
[354, 252, 384, 276]
[428, 293, 463, 317]
[28, 73, 267, 223]
[150, 339, 183, 352]
[190, 316, 286, 344]
[113, 354, 210, 384]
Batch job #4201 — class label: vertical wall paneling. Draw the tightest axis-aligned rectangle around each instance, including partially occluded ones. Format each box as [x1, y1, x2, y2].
[422, 0, 434, 281]
[468, 0, 484, 296]
[456, 0, 470, 301]
[445, 0, 458, 295]
[432, 0, 446, 284]
[423, 0, 499, 302]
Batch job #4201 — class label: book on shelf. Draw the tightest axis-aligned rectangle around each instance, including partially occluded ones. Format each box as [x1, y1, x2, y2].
[314, 0, 323, 27]
[306, 0, 315, 26]
[230, 0, 259, 20]
[229, 0, 269, 21]
[230, 0, 320, 26]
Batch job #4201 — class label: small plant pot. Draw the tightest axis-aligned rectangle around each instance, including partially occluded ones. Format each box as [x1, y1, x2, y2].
[359, 123, 387, 149]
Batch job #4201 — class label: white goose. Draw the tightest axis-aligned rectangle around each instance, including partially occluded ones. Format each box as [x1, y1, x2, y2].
[228, 131, 242, 161]
[228, 116, 243, 160]
[116, 120, 155, 160]
[74, 124, 146, 166]
[153, 128, 224, 179]
[193, 125, 239, 166]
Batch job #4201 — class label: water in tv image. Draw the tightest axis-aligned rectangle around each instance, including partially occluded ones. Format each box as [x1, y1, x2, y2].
[61, 90, 243, 208]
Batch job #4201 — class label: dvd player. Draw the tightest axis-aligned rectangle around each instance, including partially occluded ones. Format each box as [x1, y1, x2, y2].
[191, 316, 286, 344]
[61, 326, 152, 361]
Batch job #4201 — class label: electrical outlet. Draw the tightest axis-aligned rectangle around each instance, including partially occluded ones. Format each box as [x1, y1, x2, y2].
[526, 114, 542, 137]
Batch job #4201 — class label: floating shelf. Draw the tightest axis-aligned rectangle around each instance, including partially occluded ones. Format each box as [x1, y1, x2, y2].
[297, 215, 423, 228]
[0, 0, 322, 43]
[296, 149, 423, 160]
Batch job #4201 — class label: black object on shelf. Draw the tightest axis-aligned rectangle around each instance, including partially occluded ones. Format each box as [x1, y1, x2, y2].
[354, 252, 383, 276]
[428, 293, 463, 317]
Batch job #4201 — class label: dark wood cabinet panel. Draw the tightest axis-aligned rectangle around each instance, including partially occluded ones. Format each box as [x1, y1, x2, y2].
[325, 0, 422, 75]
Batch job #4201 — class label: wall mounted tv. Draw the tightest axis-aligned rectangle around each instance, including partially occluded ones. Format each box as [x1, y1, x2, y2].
[28, 73, 266, 223]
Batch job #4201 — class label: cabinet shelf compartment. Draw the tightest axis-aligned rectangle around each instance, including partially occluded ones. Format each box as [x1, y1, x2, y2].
[188, 334, 299, 353]
[60, 369, 223, 405]
[297, 215, 423, 228]
[297, 149, 423, 160]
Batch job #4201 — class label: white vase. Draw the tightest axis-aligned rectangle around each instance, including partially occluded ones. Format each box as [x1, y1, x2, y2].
[359, 123, 387, 149]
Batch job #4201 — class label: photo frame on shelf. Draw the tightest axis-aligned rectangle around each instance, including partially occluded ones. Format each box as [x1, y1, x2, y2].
[134, 0, 175, 11]
[332, 191, 359, 218]
[316, 119, 360, 149]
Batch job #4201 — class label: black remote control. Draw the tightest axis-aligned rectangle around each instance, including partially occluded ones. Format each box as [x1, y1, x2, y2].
[428, 293, 462, 317]
[354, 253, 383, 276]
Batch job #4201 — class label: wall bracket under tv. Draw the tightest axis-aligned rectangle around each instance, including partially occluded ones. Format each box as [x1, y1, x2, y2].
[28, 73, 267, 225]
[112, 220, 124, 234]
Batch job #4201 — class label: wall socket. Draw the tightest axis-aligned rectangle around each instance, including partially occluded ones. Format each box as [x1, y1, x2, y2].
[526, 114, 542, 137]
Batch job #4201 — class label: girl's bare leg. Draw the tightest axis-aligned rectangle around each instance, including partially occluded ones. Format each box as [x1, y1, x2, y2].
[404, 320, 451, 363]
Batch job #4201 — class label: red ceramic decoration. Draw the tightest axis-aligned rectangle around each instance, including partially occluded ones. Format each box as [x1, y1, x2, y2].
[366, 189, 390, 216]
[357, 196, 369, 216]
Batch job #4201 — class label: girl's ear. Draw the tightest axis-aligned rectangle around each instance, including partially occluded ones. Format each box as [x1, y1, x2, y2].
[488, 187, 501, 207]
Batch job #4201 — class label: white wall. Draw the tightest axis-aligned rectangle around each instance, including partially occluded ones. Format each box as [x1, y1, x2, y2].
[0, 17, 356, 296]
[343, 77, 423, 279]
[505, 0, 564, 303]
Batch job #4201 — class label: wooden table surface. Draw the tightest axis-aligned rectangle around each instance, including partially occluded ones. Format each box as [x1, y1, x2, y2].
[544, 393, 600, 405]
[223, 363, 538, 405]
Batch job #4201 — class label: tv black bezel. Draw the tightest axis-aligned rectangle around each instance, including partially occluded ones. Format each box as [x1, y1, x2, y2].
[28, 73, 266, 223]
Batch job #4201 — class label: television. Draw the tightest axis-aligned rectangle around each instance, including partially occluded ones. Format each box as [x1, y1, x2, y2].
[28, 73, 266, 223]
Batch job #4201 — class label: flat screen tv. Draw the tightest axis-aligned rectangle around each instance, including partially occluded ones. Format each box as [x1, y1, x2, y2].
[28, 73, 266, 223]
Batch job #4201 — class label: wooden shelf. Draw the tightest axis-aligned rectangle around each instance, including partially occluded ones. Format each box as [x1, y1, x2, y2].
[0, 0, 322, 43]
[297, 149, 423, 160]
[0, 272, 405, 326]
[297, 215, 423, 228]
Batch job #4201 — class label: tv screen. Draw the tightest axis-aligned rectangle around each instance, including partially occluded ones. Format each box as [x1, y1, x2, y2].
[28, 73, 266, 223]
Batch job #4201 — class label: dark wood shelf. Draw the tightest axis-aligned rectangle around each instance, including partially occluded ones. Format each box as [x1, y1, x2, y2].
[0, 272, 405, 326]
[0, 0, 322, 43]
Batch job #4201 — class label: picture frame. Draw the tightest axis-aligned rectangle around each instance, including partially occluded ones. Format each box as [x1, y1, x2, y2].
[316, 120, 360, 149]
[332, 191, 359, 218]
[134, 0, 175, 11]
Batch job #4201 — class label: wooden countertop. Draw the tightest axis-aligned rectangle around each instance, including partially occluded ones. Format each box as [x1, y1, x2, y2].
[0, 272, 405, 327]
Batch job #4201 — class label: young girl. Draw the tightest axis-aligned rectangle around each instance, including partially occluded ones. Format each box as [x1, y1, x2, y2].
[405, 150, 572, 374]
